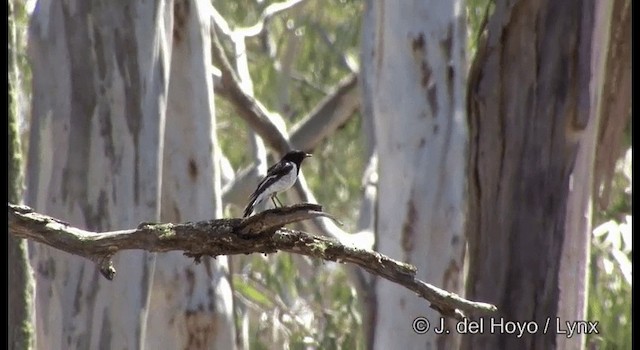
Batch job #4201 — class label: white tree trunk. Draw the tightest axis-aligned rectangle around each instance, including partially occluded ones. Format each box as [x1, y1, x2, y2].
[26, 1, 172, 348]
[146, 1, 236, 349]
[366, 1, 467, 348]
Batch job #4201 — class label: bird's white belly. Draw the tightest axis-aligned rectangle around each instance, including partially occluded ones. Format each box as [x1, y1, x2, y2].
[265, 169, 297, 194]
[254, 167, 298, 206]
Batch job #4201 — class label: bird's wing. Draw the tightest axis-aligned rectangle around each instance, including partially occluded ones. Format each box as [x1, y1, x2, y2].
[265, 157, 283, 174]
[243, 196, 258, 217]
[248, 161, 294, 201]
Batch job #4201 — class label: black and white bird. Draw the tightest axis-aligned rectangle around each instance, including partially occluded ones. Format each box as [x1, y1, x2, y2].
[243, 150, 312, 217]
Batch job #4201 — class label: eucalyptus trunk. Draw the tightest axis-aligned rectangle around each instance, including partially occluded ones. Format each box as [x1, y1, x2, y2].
[365, 1, 468, 348]
[465, 1, 613, 348]
[146, 1, 236, 348]
[26, 1, 172, 348]
[9, 0, 35, 348]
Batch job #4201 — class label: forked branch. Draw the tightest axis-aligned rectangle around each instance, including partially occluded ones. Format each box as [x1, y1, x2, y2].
[8, 202, 497, 320]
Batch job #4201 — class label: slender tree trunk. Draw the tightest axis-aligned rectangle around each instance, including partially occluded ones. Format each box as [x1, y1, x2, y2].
[9, 1, 35, 348]
[359, 2, 378, 347]
[593, 0, 631, 210]
[558, 1, 629, 349]
[465, 1, 609, 349]
[360, 0, 377, 163]
[146, 1, 236, 348]
[367, 1, 468, 348]
[26, 1, 172, 348]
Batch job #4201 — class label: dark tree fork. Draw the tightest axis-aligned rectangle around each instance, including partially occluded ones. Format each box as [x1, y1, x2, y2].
[9, 202, 497, 320]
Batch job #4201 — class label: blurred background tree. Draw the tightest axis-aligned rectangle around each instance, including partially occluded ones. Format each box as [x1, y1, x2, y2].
[8, 1, 35, 348]
[10, 0, 630, 349]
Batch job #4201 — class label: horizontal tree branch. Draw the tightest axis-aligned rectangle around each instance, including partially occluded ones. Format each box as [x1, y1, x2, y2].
[9, 202, 497, 320]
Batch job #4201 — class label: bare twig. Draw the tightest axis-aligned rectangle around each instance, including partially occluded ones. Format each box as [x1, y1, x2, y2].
[9, 203, 497, 319]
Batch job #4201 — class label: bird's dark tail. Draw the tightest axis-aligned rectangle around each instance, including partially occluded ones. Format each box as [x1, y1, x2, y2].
[243, 198, 256, 218]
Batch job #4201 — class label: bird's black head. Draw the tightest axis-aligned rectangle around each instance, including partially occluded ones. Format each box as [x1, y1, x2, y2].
[282, 150, 312, 166]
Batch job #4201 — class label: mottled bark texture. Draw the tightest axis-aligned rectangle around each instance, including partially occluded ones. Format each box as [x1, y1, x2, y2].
[146, 1, 236, 348]
[558, 1, 629, 349]
[26, 1, 172, 348]
[465, 0, 615, 349]
[9, 203, 498, 319]
[367, 1, 469, 349]
[592, 0, 631, 210]
[8, 1, 35, 348]
[358, 2, 378, 346]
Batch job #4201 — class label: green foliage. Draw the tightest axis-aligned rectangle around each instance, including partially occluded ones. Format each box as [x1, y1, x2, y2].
[233, 254, 364, 350]
[465, 0, 493, 58]
[588, 218, 632, 349]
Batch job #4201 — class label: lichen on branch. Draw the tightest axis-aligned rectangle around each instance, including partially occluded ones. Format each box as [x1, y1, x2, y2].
[8, 202, 497, 319]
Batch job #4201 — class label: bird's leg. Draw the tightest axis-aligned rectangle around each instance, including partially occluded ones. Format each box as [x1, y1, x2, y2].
[272, 195, 284, 208]
[271, 196, 279, 208]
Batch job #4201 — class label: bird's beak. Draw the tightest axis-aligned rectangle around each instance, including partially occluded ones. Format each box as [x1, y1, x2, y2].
[305, 153, 312, 158]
